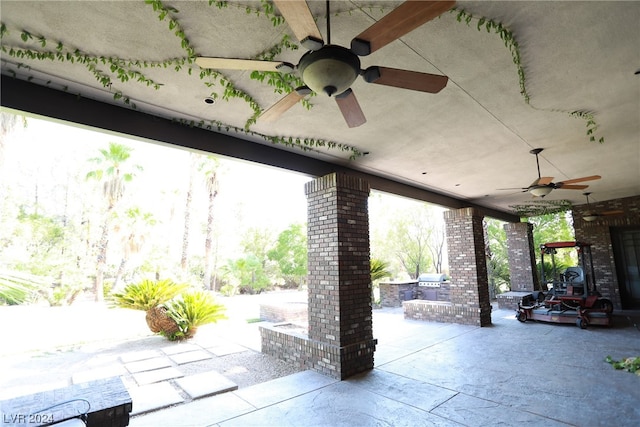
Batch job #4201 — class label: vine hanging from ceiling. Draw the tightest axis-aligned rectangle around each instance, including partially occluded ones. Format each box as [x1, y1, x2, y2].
[509, 199, 573, 218]
[0, 0, 363, 159]
[451, 8, 604, 144]
[0, 0, 604, 162]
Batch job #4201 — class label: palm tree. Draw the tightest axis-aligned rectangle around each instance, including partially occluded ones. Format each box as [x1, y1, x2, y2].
[112, 207, 156, 292]
[181, 152, 198, 272]
[371, 258, 392, 283]
[86, 142, 142, 301]
[199, 156, 220, 290]
[370, 258, 392, 305]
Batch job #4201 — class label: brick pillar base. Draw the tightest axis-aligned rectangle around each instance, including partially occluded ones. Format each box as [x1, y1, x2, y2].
[504, 222, 539, 292]
[261, 173, 376, 379]
[443, 208, 491, 326]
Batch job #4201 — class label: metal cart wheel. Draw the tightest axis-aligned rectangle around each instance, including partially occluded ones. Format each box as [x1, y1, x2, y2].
[516, 311, 527, 322]
[599, 299, 614, 314]
[576, 317, 587, 329]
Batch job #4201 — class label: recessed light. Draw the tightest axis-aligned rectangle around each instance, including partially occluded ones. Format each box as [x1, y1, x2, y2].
[204, 97, 215, 105]
[421, 171, 427, 175]
[455, 184, 460, 187]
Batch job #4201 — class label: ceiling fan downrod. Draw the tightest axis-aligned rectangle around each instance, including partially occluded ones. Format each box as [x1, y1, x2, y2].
[530, 148, 544, 179]
[326, 0, 331, 45]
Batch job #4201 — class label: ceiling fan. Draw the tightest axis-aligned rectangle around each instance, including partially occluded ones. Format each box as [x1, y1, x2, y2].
[581, 192, 624, 222]
[195, 0, 455, 128]
[498, 148, 601, 197]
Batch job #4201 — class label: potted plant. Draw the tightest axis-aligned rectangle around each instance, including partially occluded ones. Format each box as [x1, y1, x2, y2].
[161, 290, 227, 341]
[111, 278, 189, 335]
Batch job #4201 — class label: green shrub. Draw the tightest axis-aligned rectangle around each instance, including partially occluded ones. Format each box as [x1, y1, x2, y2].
[111, 278, 189, 311]
[219, 283, 237, 297]
[0, 270, 43, 305]
[162, 290, 227, 341]
[606, 355, 640, 376]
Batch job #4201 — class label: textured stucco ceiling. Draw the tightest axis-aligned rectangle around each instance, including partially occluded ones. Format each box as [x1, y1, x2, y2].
[1, 1, 639, 216]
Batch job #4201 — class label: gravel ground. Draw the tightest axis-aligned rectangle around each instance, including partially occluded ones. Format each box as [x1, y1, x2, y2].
[0, 291, 307, 399]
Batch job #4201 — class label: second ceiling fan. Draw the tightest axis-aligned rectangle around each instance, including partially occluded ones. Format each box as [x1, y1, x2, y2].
[499, 148, 602, 197]
[196, 0, 455, 127]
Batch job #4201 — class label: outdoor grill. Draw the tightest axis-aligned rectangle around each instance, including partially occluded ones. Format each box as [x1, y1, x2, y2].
[417, 273, 447, 287]
[397, 274, 448, 303]
[416, 273, 447, 301]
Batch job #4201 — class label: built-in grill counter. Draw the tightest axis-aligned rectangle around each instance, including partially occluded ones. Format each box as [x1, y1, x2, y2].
[379, 273, 450, 307]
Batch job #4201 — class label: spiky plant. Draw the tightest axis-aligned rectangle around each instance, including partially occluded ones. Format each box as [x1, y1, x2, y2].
[370, 259, 392, 282]
[111, 279, 190, 333]
[111, 279, 189, 311]
[162, 290, 227, 341]
[0, 270, 42, 305]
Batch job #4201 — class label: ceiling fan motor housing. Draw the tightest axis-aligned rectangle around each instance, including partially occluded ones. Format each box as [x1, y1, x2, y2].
[298, 45, 361, 97]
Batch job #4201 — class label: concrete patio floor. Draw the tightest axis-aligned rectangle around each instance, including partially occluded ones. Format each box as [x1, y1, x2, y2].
[130, 306, 640, 427]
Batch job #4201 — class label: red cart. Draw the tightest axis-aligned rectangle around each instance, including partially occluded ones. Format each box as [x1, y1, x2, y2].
[516, 241, 613, 329]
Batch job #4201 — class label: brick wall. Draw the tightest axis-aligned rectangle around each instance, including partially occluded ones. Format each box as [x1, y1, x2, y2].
[259, 302, 308, 324]
[572, 195, 640, 309]
[404, 208, 491, 326]
[403, 300, 486, 325]
[261, 173, 377, 380]
[504, 222, 539, 291]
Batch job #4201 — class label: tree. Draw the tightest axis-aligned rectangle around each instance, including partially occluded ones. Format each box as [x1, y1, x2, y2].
[180, 152, 198, 272]
[484, 218, 510, 297]
[526, 212, 576, 287]
[112, 207, 156, 291]
[198, 156, 220, 290]
[268, 223, 307, 288]
[223, 255, 270, 294]
[527, 212, 576, 267]
[388, 206, 435, 279]
[0, 112, 25, 171]
[86, 142, 142, 301]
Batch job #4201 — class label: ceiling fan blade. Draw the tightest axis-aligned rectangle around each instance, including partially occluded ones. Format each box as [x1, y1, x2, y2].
[557, 184, 589, 190]
[602, 210, 624, 216]
[351, 1, 456, 56]
[195, 57, 294, 72]
[557, 175, 602, 185]
[528, 176, 554, 187]
[537, 177, 554, 185]
[273, 0, 324, 50]
[258, 87, 311, 123]
[362, 66, 448, 93]
[497, 187, 528, 191]
[335, 89, 366, 128]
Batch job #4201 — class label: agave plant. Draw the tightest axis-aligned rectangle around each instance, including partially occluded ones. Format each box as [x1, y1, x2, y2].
[111, 278, 190, 333]
[162, 290, 227, 341]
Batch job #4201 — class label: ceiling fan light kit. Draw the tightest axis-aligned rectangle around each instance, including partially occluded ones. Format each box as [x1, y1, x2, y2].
[580, 192, 623, 222]
[529, 185, 553, 197]
[297, 45, 361, 97]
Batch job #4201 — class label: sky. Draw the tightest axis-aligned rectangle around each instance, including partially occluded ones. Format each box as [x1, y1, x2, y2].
[1, 110, 447, 278]
[1, 111, 312, 232]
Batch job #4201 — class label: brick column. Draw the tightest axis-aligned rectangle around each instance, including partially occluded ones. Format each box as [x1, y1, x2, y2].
[304, 172, 376, 378]
[260, 173, 376, 379]
[443, 208, 491, 326]
[504, 222, 539, 291]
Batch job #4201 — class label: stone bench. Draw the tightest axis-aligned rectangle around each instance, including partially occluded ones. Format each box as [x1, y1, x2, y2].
[0, 377, 131, 426]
